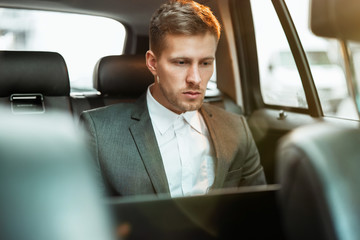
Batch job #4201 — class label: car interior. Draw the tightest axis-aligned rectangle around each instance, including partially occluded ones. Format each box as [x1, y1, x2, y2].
[0, 51, 72, 114]
[0, 0, 359, 239]
[71, 54, 154, 119]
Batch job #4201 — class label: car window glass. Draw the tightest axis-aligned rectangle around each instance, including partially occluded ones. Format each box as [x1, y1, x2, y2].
[206, 61, 221, 97]
[0, 8, 125, 93]
[285, 0, 356, 119]
[250, 0, 308, 109]
[344, 41, 360, 119]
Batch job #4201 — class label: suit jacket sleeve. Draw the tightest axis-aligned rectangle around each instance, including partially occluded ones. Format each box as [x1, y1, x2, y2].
[79, 111, 109, 195]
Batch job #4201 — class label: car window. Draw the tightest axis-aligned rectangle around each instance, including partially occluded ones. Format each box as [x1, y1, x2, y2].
[0, 8, 125, 93]
[250, 0, 308, 109]
[338, 41, 360, 120]
[285, 0, 356, 119]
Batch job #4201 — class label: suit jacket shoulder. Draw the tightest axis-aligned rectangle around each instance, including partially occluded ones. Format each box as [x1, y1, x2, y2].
[79, 96, 170, 197]
[201, 103, 251, 141]
[82, 102, 135, 125]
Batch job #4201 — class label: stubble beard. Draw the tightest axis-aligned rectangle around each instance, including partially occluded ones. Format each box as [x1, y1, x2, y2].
[159, 83, 205, 113]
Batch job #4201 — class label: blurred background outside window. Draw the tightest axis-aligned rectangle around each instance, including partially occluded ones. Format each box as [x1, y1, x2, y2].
[252, 0, 359, 120]
[251, 0, 307, 109]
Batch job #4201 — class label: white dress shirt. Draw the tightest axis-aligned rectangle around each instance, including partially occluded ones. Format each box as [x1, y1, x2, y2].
[146, 86, 216, 198]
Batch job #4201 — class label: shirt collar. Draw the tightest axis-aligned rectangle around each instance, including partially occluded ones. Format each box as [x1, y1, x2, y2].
[146, 85, 203, 135]
[182, 110, 203, 134]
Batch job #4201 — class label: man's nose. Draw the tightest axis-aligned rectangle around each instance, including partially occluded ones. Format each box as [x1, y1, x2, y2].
[186, 64, 201, 85]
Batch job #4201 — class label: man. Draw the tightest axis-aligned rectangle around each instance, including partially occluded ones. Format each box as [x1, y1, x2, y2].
[80, 0, 266, 198]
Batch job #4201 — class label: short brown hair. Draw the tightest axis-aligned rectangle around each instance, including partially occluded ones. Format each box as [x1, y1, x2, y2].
[149, 0, 221, 56]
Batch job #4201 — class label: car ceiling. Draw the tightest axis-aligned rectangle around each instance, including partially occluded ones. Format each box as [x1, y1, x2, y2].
[0, 0, 164, 35]
[0, 0, 213, 35]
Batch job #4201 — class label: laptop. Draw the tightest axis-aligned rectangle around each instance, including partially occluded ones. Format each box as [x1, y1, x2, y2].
[106, 184, 284, 240]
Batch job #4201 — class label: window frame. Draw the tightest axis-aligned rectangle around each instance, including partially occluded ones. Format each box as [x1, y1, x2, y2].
[230, 0, 324, 117]
[272, 0, 323, 117]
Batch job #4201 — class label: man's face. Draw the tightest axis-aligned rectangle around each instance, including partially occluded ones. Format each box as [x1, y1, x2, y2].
[147, 32, 217, 114]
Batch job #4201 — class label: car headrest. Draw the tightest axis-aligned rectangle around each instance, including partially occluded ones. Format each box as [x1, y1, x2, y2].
[310, 0, 360, 41]
[93, 54, 154, 97]
[0, 51, 70, 97]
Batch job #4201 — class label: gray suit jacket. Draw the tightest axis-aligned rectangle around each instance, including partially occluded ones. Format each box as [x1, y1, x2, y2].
[80, 95, 266, 197]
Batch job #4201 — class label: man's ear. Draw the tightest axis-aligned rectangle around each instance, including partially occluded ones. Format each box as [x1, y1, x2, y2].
[146, 50, 157, 76]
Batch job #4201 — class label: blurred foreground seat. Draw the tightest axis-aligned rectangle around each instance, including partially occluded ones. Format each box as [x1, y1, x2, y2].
[276, 123, 360, 240]
[0, 110, 115, 240]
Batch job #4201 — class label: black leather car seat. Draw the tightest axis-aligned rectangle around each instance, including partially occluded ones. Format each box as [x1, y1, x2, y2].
[0, 51, 72, 115]
[93, 54, 154, 104]
[70, 54, 154, 119]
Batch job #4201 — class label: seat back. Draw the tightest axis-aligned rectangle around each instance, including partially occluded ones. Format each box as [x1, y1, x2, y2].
[0, 51, 72, 115]
[276, 123, 360, 240]
[0, 111, 115, 240]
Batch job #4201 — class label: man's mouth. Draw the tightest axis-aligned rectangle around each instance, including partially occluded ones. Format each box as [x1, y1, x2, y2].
[183, 91, 201, 95]
[182, 90, 202, 99]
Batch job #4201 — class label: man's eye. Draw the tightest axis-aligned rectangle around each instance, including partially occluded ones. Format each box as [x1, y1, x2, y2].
[178, 61, 185, 64]
[202, 61, 212, 66]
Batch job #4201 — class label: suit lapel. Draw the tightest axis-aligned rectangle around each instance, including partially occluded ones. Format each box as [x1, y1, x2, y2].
[129, 95, 170, 194]
[200, 105, 232, 189]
